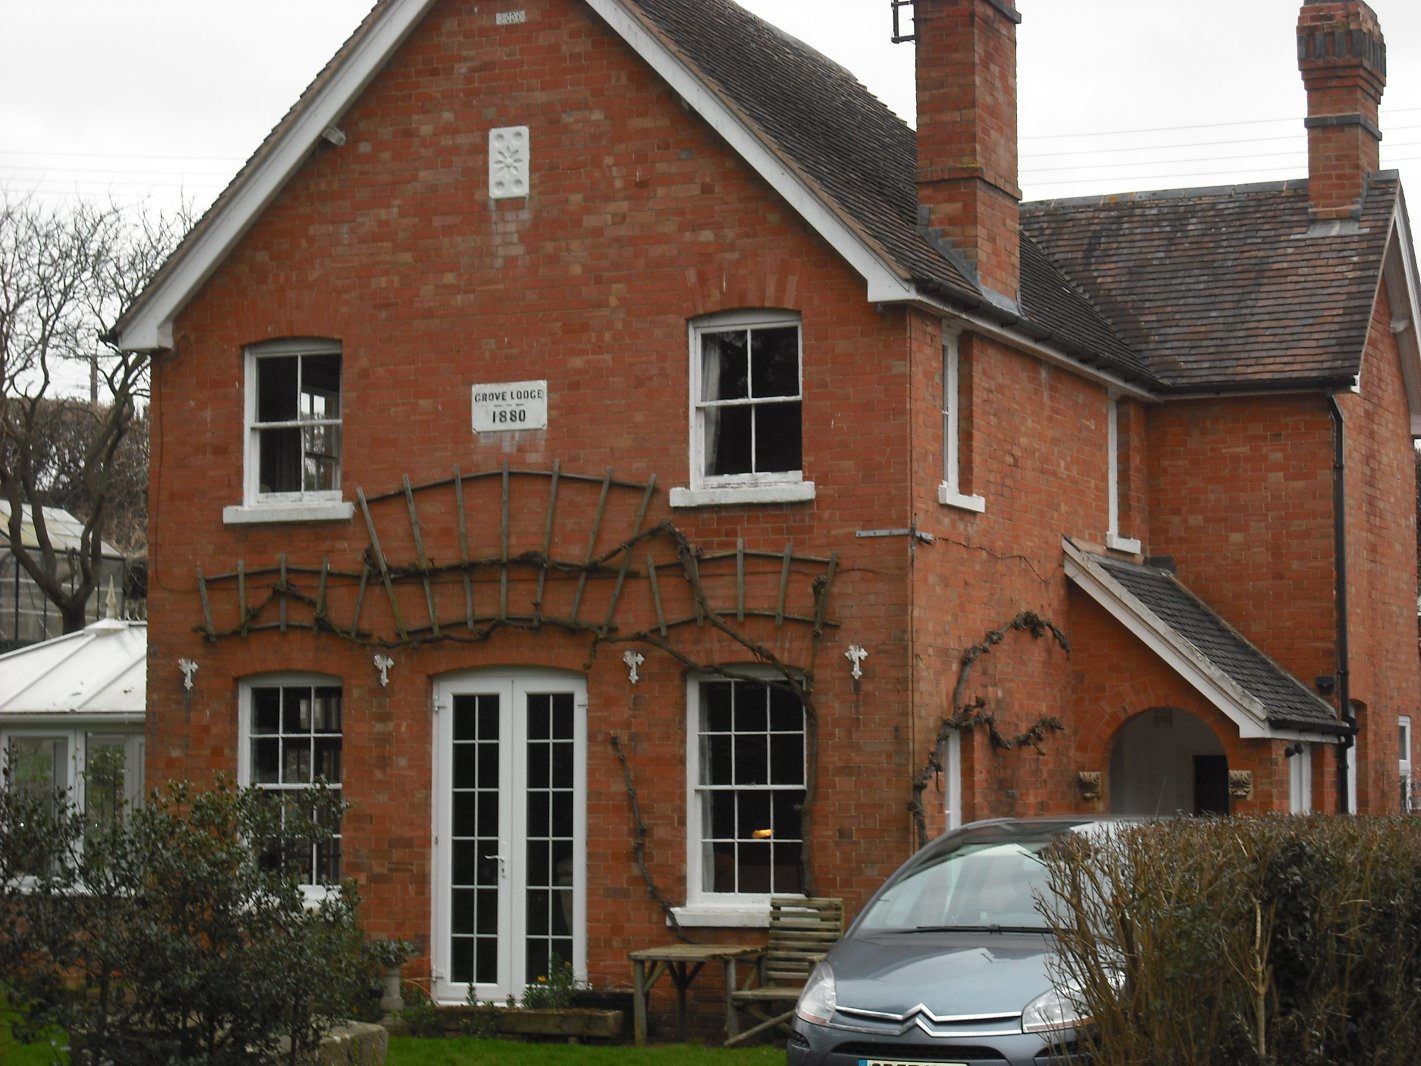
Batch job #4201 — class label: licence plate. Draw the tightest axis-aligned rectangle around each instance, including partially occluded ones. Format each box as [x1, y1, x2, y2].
[858, 1060, 967, 1066]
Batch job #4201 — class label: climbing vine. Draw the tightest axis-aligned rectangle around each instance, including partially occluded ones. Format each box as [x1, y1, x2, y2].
[909, 610, 1071, 849]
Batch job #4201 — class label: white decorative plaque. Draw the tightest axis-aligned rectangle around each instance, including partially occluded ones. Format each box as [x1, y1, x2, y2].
[472, 380, 548, 433]
[488, 126, 529, 199]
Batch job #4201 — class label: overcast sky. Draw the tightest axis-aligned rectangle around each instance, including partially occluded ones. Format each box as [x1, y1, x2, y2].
[4, 0, 1421, 213]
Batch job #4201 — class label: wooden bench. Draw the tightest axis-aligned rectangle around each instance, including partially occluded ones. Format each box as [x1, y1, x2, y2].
[725, 896, 844, 1046]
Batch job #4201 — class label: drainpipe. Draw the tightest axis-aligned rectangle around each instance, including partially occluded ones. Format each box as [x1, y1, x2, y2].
[1329, 393, 1356, 813]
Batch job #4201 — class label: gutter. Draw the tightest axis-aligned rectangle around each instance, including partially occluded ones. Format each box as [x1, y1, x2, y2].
[1329, 393, 1358, 813]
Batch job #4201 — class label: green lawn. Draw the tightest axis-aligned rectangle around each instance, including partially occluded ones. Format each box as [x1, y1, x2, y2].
[388, 1037, 785, 1065]
[0, 1022, 787, 1065]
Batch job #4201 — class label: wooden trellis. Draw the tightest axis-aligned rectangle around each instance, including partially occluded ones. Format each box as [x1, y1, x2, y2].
[194, 463, 837, 652]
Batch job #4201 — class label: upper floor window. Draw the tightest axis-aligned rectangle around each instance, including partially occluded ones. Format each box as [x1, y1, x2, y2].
[938, 331, 984, 513]
[671, 311, 814, 507]
[226, 340, 352, 524]
[237, 677, 343, 893]
[1107, 395, 1140, 553]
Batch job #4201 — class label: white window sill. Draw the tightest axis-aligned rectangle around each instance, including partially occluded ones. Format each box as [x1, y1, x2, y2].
[669, 482, 816, 508]
[1106, 532, 1142, 554]
[223, 501, 355, 525]
[938, 483, 986, 513]
[671, 903, 775, 929]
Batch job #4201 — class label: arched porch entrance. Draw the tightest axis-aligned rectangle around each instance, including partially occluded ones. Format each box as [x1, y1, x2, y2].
[1108, 707, 1230, 816]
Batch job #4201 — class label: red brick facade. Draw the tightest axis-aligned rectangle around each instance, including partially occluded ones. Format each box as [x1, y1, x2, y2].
[132, 0, 1420, 1025]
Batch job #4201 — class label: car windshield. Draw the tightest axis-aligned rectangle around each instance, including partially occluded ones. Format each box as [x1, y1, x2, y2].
[855, 832, 1065, 933]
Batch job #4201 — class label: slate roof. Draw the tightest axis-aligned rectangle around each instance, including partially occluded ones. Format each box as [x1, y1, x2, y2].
[1089, 554, 1346, 735]
[1021, 178, 1400, 392]
[623, 0, 1159, 386]
[120, 0, 1399, 398]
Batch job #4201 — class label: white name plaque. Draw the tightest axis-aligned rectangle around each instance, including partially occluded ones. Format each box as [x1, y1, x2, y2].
[472, 380, 548, 433]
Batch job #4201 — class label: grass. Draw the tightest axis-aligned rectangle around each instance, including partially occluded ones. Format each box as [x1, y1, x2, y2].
[387, 1037, 785, 1065]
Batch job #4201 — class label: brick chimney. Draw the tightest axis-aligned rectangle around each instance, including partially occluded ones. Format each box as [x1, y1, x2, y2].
[914, 0, 1022, 308]
[1297, 0, 1387, 222]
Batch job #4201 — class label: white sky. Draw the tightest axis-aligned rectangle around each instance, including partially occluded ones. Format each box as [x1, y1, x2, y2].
[4, 0, 1421, 212]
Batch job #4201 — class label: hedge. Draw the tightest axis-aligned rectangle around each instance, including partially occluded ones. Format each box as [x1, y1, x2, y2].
[1043, 816, 1421, 1066]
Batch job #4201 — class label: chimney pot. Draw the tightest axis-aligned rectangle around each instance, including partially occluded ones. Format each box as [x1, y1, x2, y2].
[1297, 0, 1386, 221]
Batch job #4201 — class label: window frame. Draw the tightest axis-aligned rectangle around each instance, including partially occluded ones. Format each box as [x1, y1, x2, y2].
[1106, 394, 1141, 553]
[1, 725, 145, 849]
[670, 310, 815, 508]
[236, 674, 344, 901]
[224, 338, 354, 525]
[1401, 715, 1413, 812]
[677, 671, 808, 927]
[1288, 742, 1313, 814]
[938, 330, 985, 513]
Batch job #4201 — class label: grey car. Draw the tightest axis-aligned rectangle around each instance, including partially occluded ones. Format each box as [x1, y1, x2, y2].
[786, 818, 1102, 1066]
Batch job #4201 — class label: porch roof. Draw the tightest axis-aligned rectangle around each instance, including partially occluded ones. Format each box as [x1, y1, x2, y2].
[1064, 540, 1346, 740]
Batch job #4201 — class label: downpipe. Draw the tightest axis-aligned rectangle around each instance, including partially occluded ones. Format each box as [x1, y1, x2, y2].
[1329, 393, 1357, 813]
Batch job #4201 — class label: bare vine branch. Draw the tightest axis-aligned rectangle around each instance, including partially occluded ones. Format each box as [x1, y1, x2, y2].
[910, 610, 1071, 848]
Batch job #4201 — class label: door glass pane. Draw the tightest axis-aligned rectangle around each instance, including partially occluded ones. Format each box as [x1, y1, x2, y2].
[524, 692, 574, 988]
[450, 693, 500, 986]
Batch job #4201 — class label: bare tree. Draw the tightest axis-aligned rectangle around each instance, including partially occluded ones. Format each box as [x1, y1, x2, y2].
[0, 194, 187, 633]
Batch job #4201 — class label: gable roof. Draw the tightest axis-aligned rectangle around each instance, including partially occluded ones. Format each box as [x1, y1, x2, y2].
[113, 0, 1414, 403]
[1064, 541, 1347, 740]
[112, 0, 1155, 390]
[1022, 177, 1403, 393]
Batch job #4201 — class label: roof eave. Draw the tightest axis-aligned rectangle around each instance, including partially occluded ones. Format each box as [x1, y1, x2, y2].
[1378, 192, 1421, 435]
[589, 0, 917, 305]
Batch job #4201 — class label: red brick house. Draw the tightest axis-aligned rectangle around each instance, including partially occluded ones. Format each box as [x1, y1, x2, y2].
[115, 0, 1420, 1011]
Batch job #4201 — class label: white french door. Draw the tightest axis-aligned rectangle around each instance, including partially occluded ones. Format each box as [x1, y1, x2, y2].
[432, 671, 586, 1004]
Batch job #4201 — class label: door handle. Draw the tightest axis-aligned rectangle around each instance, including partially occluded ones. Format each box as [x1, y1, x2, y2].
[484, 853, 507, 879]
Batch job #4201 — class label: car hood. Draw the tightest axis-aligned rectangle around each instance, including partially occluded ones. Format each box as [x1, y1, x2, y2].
[829, 929, 1056, 1020]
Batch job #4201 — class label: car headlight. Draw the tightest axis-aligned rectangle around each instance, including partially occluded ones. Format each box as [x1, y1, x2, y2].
[796, 961, 837, 1025]
[1021, 983, 1090, 1034]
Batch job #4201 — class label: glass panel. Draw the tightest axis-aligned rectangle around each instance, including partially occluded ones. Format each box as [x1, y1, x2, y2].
[84, 736, 127, 827]
[732, 685, 767, 732]
[704, 405, 752, 477]
[754, 401, 802, 473]
[769, 732, 804, 785]
[550, 694, 574, 739]
[701, 330, 749, 401]
[453, 744, 477, 790]
[314, 737, 341, 780]
[302, 353, 342, 419]
[256, 355, 299, 423]
[7, 736, 65, 795]
[703, 681, 732, 732]
[283, 690, 311, 732]
[750, 326, 800, 398]
[302, 424, 341, 492]
[252, 738, 281, 784]
[551, 740, 573, 787]
[452, 889, 476, 934]
[551, 790, 573, 838]
[312, 689, 342, 732]
[252, 688, 281, 733]
[737, 841, 772, 893]
[733, 733, 769, 785]
[258, 426, 303, 494]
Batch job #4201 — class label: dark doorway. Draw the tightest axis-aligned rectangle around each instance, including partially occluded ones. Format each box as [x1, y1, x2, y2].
[1193, 754, 1230, 816]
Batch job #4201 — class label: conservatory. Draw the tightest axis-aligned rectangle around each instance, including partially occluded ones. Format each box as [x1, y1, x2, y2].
[0, 500, 128, 652]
